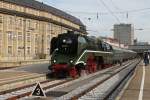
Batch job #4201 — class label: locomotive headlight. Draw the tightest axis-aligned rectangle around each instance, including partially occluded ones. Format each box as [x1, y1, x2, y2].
[70, 60, 73, 63]
[83, 62, 87, 66]
[53, 60, 56, 63]
[63, 39, 66, 43]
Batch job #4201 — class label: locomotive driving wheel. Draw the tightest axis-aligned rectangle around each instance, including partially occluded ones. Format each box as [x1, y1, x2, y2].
[69, 67, 77, 78]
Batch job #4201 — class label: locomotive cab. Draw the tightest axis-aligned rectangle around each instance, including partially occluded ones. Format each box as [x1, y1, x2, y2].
[50, 31, 78, 65]
[49, 31, 84, 78]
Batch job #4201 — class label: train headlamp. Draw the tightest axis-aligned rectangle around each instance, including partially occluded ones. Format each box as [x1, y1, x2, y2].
[53, 60, 56, 63]
[70, 60, 73, 63]
[63, 39, 66, 43]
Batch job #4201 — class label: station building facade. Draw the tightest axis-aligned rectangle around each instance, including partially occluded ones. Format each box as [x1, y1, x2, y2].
[0, 0, 86, 61]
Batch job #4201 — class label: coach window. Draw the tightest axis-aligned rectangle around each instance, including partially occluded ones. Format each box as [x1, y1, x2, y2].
[97, 41, 103, 50]
[102, 43, 106, 51]
[109, 45, 113, 51]
[106, 44, 110, 51]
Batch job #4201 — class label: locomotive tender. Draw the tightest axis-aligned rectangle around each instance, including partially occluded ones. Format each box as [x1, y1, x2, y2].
[48, 31, 137, 78]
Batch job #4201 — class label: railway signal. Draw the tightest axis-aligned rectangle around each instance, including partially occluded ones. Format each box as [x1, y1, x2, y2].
[31, 82, 46, 97]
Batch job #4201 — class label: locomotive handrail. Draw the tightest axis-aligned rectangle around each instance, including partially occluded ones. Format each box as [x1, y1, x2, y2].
[75, 50, 113, 64]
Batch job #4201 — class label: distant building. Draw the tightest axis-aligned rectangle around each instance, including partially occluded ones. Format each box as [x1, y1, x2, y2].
[113, 23, 134, 46]
[136, 42, 149, 45]
[0, 0, 86, 61]
[133, 39, 149, 45]
[128, 44, 150, 54]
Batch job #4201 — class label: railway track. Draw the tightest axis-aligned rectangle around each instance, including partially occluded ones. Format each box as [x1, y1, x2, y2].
[56, 59, 140, 100]
[0, 79, 73, 100]
[0, 59, 139, 100]
[31, 60, 138, 100]
[78, 60, 140, 100]
[0, 73, 47, 92]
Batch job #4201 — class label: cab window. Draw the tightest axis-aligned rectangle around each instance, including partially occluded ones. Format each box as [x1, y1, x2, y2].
[78, 36, 87, 54]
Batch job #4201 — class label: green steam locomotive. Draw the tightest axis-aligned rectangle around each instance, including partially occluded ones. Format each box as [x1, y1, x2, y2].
[48, 31, 136, 78]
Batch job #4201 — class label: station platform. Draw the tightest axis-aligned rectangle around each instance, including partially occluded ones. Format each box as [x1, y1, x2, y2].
[0, 70, 40, 85]
[117, 61, 150, 100]
[0, 63, 49, 92]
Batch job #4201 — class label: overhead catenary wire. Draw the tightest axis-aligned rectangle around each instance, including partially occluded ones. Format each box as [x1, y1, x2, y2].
[97, 0, 121, 23]
[38, 0, 150, 35]
[65, 7, 150, 16]
[108, 0, 129, 21]
[109, 0, 122, 11]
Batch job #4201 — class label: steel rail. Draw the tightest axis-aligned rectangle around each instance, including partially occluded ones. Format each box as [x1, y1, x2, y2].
[63, 59, 140, 100]
[6, 79, 73, 100]
[103, 59, 141, 100]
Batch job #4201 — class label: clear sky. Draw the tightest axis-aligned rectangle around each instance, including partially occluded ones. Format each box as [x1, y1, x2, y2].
[36, 0, 150, 43]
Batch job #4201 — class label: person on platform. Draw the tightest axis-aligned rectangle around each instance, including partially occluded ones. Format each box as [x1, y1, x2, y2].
[143, 51, 149, 66]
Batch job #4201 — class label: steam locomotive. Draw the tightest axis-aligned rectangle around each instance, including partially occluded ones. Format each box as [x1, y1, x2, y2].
[48, 31, 137, 78]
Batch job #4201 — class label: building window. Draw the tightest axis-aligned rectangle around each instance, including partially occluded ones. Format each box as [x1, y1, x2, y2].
[8, 16, 13, 25]
[0, 45, 1, 54]
[27, 47, 30, 55]
[35, 34, 38, 44]
[35, 21, 38, 29]
[27, 20, 31, 29]
[35, 47, 38, 54]
[8, 46, 12, 55]
[0, 32, 2, 54]
[27, 33, 30, 42]
[18, 18, 22, 26]
[0, 33, 2, 40]
[18, 32, 22, 41]
[0, 2, 2, 8]
[47, 23, 51, 31]
[9, 4, 12, 9]
[0, 16, 2, 23]
[8, 32, 13, 40]
[47, 35, 50, 44]
[8, 16, 13, 29]
[51, 32, 55, 35]
[18, 47, 22, 56]
[47, 48, 50, 54]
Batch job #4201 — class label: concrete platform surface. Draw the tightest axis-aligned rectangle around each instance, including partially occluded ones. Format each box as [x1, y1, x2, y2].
[0, 63, 49, 85]
[118, 62, 150, 100]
